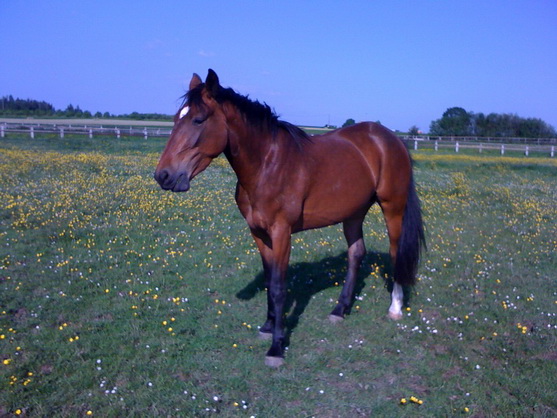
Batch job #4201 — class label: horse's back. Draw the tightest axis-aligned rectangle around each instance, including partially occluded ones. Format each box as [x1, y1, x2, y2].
[332, 121, 408, 159]
[315, 122, 412, 202]
[293, 123, 400, 230]
[319, 122, 410, 178]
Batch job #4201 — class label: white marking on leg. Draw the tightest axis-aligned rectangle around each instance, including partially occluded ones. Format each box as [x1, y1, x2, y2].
[388, 282, 403, 320]
[179, 106, 190, 119]
[328, 314, 344, 324]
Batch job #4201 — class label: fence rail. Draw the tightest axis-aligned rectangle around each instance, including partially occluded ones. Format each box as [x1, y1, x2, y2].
[400, 135, 557, 145]
[0, 122, 172, 139]
[403, 138, 555, 157]
[1, 122, 556, 157]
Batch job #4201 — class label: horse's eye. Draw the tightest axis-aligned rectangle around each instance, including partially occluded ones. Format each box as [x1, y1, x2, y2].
[193, 117, 205, 126]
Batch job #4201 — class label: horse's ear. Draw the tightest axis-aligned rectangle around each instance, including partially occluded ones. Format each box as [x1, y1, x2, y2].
[189, 73, 202, 91]
[205, 69, 220, 97]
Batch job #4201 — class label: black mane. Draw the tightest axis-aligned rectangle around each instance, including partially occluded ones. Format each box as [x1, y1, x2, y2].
[185, 84, 311, 144]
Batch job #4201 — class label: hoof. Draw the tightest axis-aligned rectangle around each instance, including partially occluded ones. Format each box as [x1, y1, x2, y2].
[328, 314, 344, 324]
[258, 331, 273, 340]
[265, 356, 285, 368]
[388, 310, 403, 321]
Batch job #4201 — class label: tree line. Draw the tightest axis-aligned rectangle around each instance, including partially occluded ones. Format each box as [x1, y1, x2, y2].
[429, 107, 556, 138]
[0, 96, 172, 121]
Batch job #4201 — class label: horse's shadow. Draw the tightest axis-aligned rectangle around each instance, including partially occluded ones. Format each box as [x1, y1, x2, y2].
[236, 250, 401, 346]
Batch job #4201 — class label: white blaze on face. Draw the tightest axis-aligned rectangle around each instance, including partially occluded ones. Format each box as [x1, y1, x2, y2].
[179, 106, 190, 119]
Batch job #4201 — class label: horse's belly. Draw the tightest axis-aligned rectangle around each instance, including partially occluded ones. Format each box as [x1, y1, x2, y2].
[299, 174, 375, 231]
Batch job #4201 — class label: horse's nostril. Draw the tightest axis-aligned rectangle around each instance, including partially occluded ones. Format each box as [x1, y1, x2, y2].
[155, 169, 169, 185]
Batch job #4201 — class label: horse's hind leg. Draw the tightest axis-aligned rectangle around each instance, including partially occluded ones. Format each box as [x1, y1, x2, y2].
[329, 218, 366, 322]
[381, 175, 425, 320]
[379, 200, 405, 320]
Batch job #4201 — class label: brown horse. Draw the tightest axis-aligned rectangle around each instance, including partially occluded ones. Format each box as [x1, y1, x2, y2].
[155, 70, 425, 367]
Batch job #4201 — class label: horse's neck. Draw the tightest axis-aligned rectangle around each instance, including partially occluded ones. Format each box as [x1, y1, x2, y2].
[224, 125, 276, 190]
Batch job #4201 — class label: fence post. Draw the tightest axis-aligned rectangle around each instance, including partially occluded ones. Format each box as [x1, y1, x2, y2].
[479, 143, 483, 153]
[144, 128, 148, 140]
[455, 142, 459, 153]
[60, 128, 64, 138]
[0, 125, 4, 138]
[434, 141, 438, 152]
[551, 146, 555, 158]
[414, 140, 418, 150]
[116, 128, 120, 139]
[30, 127, 34, 139]
[501, 144, 505, 155]
[89, 129, 93, 139]
[525, 146, 529, 156]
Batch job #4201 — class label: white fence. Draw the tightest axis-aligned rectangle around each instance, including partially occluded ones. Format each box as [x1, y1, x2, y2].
[404, 138, 555, 157]
[0, 122, 172, 139]
[1, 122, 556, 157]
[400, 134, 557, 145]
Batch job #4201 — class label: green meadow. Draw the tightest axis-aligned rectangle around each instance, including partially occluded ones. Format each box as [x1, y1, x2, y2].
[1, 135, 556, 416]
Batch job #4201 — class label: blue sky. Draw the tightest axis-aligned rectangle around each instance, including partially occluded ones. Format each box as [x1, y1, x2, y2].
[2, 1, 556, 132]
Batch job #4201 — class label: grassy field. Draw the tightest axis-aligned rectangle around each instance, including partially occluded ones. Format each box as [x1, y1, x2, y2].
[1, 135, 556, 417]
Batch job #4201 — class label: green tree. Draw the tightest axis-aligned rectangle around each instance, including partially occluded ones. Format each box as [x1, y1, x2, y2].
[408, 125, 420, 136]
[0, 96, 55, 116]
[342, 118, 356, 127]
[433, 109, 556, 138]
[65, 104, 75, 117]
[430, 107, 472, 136]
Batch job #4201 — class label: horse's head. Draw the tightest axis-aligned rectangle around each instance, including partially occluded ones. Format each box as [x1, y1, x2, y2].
[155, 69, 229, 192]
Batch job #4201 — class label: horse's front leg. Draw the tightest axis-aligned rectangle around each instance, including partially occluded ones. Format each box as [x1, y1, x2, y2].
[250, 232, 274, 338]
[251, 226, 291, 367]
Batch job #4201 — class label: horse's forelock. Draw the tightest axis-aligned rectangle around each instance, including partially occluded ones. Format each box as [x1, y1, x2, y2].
[183, 84, 205, 107]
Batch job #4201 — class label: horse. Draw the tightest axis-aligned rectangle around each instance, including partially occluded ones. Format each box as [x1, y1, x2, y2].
[155, 69, 425, 367]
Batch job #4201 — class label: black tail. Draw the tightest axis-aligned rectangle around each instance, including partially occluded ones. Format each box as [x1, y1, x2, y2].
[394, 174, 426, 286]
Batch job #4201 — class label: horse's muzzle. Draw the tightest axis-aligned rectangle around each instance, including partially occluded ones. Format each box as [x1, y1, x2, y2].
[154, 169, 190, 192]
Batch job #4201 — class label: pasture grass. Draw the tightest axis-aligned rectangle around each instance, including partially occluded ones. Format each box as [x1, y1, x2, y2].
[1, 135, 556, 416]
